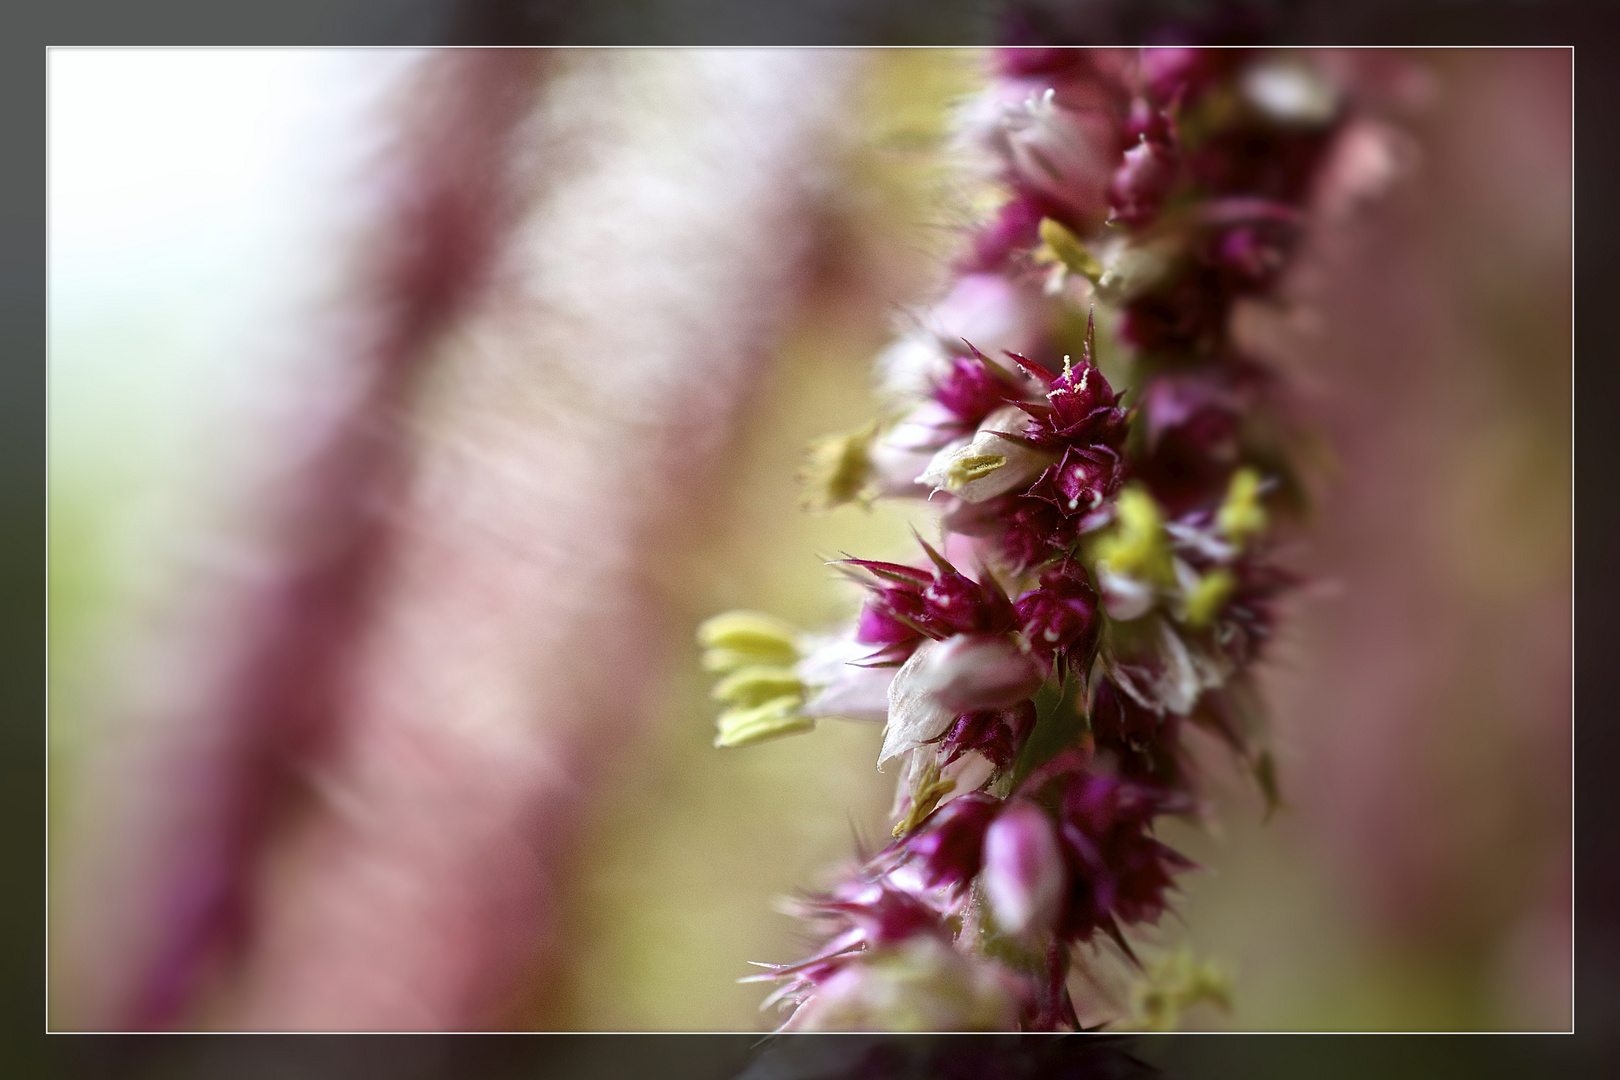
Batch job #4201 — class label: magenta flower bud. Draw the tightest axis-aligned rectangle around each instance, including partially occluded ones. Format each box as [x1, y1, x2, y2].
[1014, 562, 1099, 665]
[932, 353, 1019, 425]
[963, 193, 1045, 273]
[856, 589, 927, 647]
[1108, 136, 1177, 225]
[899, 791, 1000, 890]
[1027, 442, 1125, 518]
[1043, 355, 1117, 434]
[843, 538, 1020, 669]
[1209, 221, 1295, 290]
[982, 799, 1065, 938]
[1010, 346, 1128, 450]
[920, 633, 1045, 714]
[1041, 767, 1195, 940]
[939, 699, 1038, 772]
[923, 572, 1004, 636]
[1000, 89, 1122, 231]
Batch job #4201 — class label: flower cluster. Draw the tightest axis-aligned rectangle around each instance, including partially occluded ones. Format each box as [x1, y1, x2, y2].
[702, 47, 1351, 1030]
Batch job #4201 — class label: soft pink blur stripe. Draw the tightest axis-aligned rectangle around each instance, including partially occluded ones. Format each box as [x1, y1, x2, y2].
[197, 50, 859, 1030]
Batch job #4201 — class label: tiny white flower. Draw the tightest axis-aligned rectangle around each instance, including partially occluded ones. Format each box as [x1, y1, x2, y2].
[917, 406, 1056, 503]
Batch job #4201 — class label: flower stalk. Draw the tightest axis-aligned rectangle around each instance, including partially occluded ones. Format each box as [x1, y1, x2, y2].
[703, 46, 1354, 1031]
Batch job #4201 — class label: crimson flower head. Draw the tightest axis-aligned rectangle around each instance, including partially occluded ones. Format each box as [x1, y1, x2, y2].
[1005, 316, 1128, 452]
[932, 349, 1025, 426]
[1109, 135, 1178, 225]
[887, 791, 1002, 893]
[1027, 442, 1126, 519]
[939, 699, 1038, 772]
[1014, 561, 1100, 669]
[845, 538, 1019, 665]
[708, 43, 1349, 1031]
[1020, 754, 1194, 944]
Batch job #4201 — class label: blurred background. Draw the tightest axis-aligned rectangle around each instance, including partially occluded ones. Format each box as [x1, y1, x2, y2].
[48, 47, 1570, 1031]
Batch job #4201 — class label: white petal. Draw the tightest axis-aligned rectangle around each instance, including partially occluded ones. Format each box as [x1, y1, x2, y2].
[1105, 618, 1224, 717]
[1095, 561, 1157, 621]
[875, 333, 953, 403]
[800, 666, 895, 722]
[940, 751, 997, 803]
[797, 631, 896, 722]
[881, 641, 959, 766]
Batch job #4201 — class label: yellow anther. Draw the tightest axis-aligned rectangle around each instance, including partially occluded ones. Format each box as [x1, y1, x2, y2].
[801, 420, 878, 511]
[1036, 217, 1103, 282]
[1216, 467, 1267, 547]
[1093, 485, 1175, 586]
[697, 611, 801, 672]
[712, 666, 806, 709]
[714, 696, 815, 748]
[944, 452, 1008, 491]
[892, 759, 957, 837]
[1181, 569, 1236, 630]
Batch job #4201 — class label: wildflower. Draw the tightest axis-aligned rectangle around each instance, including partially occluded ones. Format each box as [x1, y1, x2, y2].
[707, 43, 1358, 1031]
[1013, 561, 1100, 669]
